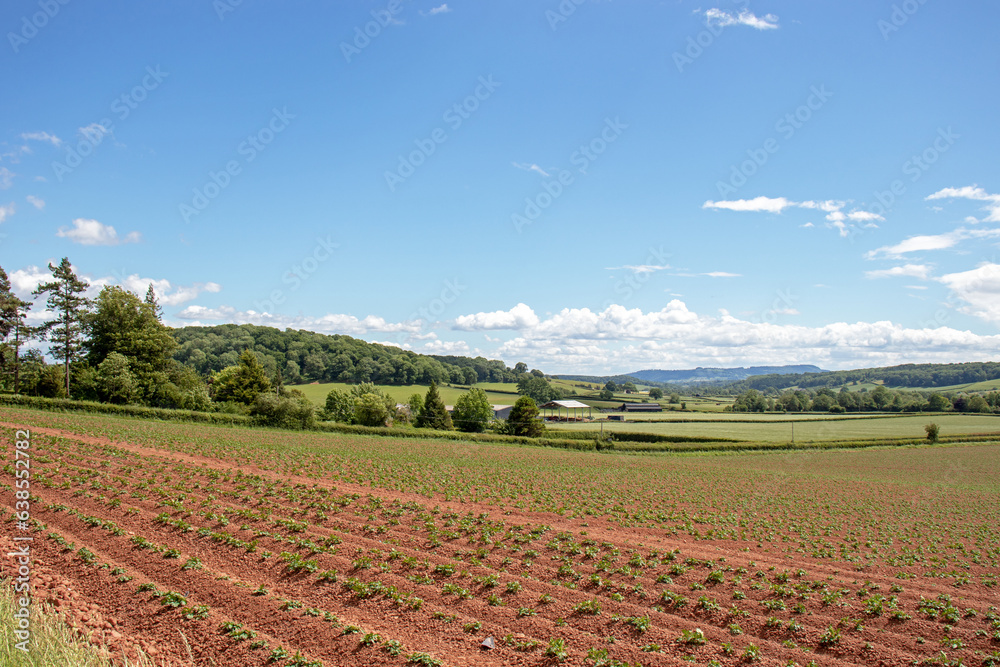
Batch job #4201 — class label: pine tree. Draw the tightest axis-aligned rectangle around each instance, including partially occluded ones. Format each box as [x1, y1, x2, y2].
[508, 396, 544, 437]
[144, 284, 163, 320]
[417, 382, 453, 430]
[32, 258, 91, 396]
[0, 266, 34, 393]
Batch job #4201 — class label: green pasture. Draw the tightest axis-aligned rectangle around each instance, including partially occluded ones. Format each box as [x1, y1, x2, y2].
[549, 413, 1000, 442]
[292, 382, 520, 407]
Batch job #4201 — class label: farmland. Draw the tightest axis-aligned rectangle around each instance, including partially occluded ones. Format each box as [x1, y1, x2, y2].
[550, 413, 1000, 443]
[3, 406, 1000, 666]
[293, 382, 521, 408]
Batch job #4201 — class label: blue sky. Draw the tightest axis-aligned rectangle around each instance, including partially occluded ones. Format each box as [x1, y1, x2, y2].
[2, 0, 999, 375]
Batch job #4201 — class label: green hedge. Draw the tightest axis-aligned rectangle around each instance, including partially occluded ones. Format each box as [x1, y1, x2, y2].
[0, 394, 251, 426]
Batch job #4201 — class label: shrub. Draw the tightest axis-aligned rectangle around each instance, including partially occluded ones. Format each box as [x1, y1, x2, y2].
[251, 391, 316, 429]
[925, 422, 940, 443]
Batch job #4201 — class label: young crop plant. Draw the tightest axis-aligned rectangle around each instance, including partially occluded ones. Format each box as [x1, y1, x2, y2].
[819, 626, 842, 646]
[545, 637, 568, 662]
[574, 599, 602, 615]
[181, 556, 204, 571]
[360, 632, 382, 646]
[517, 606, 537, 618]
[406, 652, 443, 667]
[677, 628, 706, 645]
[182, 604, 210, 621]
[160, 591, 188, 608]
[624, 615, 651, 633]
[462, 620, 482, 633]
[742, 643, 762, 662]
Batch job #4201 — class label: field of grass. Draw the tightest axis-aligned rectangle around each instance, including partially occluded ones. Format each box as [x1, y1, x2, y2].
[928, 378, 1000, 393]
[292, 382, 520, 407]
[550, 413, 1000, 442]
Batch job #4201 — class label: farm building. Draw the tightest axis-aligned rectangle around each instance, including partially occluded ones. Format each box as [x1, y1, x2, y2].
[619, 403, 662, 413]
[492, 405, 513, 420]
[538, 399, 593, 421]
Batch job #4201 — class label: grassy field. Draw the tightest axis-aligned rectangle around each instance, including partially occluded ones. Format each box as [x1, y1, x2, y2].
[292, 381, 520, 407]
[549, 412, 1000, 442]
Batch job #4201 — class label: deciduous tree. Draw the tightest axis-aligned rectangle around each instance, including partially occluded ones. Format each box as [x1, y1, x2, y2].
[453, 387, 493, 433]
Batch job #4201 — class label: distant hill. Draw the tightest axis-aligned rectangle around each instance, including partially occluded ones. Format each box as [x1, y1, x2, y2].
[627, 365, 824, 385]
[727, 361, 1000, 393]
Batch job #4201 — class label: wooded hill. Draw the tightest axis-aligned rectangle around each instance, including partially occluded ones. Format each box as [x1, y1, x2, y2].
[722, 361, 1000, 393]
[171, 324, 520, 386]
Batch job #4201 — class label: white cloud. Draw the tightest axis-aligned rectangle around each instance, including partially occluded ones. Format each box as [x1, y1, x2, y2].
[703, 271, 741, 278]
[175, 304, 235, 320]
[26, 195, 44, 210]
[90, 273, 221, 307]
[426, 4, 451, 15]
[453, 303, 540, 330]
[420, 339, 470, 355]
[9, 266, 50, 296]
[172, 306, 423, 337]
[938, 263, 1000, 323]
[606, 264, 670, 274]
[20, 131, 62, 147]
[512, 162, 549, 177]
[483, 301, 1000, 374]
[704, 8, 779, 30]
[0, 202, 14, 223]
[864, 264, 932, 280]
[0, 167, 14, 189]
[707, 197, 883, 236]
[78, 123, 111, 142]
[56, 218, 142, 246]
[865, 228, 1000, 259]
[847, 210, 884, 222]
[926, 185, 1000, 223]
[703, 196, 793, 214]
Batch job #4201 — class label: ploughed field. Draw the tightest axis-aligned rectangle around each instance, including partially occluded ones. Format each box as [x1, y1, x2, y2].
[2, 407, 1000, 667]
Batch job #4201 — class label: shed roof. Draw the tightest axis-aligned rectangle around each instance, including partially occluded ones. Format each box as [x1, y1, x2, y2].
[538, 400, 591, 410]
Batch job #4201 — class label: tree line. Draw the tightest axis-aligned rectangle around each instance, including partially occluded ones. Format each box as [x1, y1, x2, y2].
[321, 382, 546, 437]
[0, 259, 535, 431]
[729, 386, 1000, 414]
[726, 362, 1000, 393]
